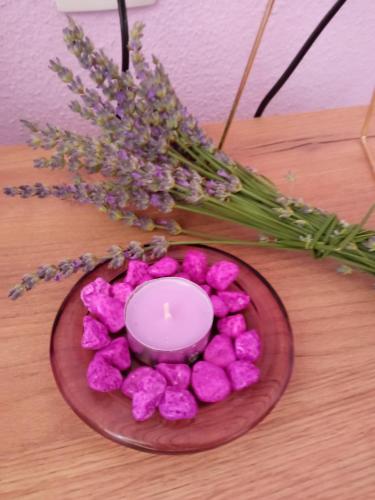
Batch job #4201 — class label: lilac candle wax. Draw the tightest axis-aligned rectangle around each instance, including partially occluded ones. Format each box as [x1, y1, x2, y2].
[125, 277, 214, 364]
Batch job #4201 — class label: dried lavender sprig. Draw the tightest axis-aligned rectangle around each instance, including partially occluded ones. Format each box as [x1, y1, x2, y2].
[8, 236, 170, 299]
[22, 120, 107, 173]
[22, 118, 181, 197]
[49, 56, 154, 160]
[49, 58, 121, 133]
[59, 19, 211, 169]
[129, 30, 209, 154]
[63, 16, 138, 102]
[128, 22, 211, 149]
[3, 182, 181, 234]
[62, 18, 210, 157]
[8, 252, 102, 300]
[50, 50, 156, 157]
[9, 223, 375, 300]
[27, 21, 212, 200]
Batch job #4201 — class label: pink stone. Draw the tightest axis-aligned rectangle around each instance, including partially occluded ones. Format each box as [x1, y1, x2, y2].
[122, 367, 166, 405]
[235, 330, 261, 362]
[132, 391, 157, 421]
[227, 360, 260, 391]
[204, 335, 236, 368]
[217, 313, 247, 338]
[89, 295, 125, 333]
[97, 337, 131, 371]
[201, 284, 212, 295]
[122, 367, 154, 398]
[87, 355, 122, 392]
[210, 295, 229, 318]
[148, 256, 179, 277]
[182, 249, 208, 284]
[156, 363, 191, 389]
[192, 361, 231, 403]
[124, 260, 151, 287]
[218, 291, 250, 313]
[81, 315, 110, 350]
[111, 282, 133, 304]
[159, 387, 198, 421]
[80, 278, 111, 308]
[206, 261, 239, 291]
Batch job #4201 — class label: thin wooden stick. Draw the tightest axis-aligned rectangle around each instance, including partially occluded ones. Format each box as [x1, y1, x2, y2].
[360, 89, 375, 177]
[218, 0, 276, 150]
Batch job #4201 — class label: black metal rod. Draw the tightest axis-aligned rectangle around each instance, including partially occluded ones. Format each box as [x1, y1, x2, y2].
[117, 0, 129, 73]
[254, 0, 348, 118]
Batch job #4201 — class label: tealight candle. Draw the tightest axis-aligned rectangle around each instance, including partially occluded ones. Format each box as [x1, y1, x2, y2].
[125, 277, 214, 364]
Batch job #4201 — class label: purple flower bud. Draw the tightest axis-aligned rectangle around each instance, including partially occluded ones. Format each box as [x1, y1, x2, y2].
[124, 241, 145, 260]
[107, 245, 125, 268]
[9, 285, 25, 300]
[134, 216, 155, 232]
[148, 236, 169, 260]
[156, 219, 182, 235]
[36, 265, 57, 281]
[21, 273, 39, 290]
[3, 187, 17, 197]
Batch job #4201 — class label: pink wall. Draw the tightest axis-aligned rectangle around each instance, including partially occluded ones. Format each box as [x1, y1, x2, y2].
[0, 0, 374, 144]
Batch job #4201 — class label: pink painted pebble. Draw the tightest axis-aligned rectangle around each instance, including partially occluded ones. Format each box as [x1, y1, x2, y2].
[132, 391, 158, 422]
[122, 367, 167, 405]
[159, 387, 198, 421]
[210, 295, 229, 318]
[204, 335, 236, 368]
[235, 330, 261, 362]
[122, 367, 154, 398]
[111, 282, 133, 304]
[80, 278, 111, 308]
[87, 355, 122, 392]
[217, 313, 247, 338]
[156, 363, 191, 389]
[201, 284, 212, 295]
[182, 249, 208, 284]
[98, 337, 131, 371]
[89, 295, 125, 333]
[81, 315, 110, 350]
[227, 360, 260, 391]
[192, 361, 231, 403]
[218, 291, 250, 313]
[148, 256, 179, 277]
[206, 260, 239, 291]
[124, 260, 151, 287]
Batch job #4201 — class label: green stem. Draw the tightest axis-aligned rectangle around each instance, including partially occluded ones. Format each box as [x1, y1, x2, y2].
[168, 237, 375, 274]
[180, 228, 229, 240]
[169, 140, 375, 276]
[168, 149, 219, 181]
[170, 239, 271, 247]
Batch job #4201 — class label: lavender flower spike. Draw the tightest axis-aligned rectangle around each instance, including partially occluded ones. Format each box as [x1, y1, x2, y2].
[8, 240, 161, 299]
[4, 182, 183, 236]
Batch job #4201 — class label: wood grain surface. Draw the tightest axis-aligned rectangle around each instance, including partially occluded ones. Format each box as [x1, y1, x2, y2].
[1, 107, 374, 499]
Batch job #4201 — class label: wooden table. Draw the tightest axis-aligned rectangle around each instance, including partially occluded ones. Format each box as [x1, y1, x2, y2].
[1, 107, 374, 499]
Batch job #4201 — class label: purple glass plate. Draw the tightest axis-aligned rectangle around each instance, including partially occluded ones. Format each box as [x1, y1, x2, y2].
[50, 245, 293, 453]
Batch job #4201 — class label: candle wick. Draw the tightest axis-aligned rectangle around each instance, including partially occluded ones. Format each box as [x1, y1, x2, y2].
[163, 302, 172, 320]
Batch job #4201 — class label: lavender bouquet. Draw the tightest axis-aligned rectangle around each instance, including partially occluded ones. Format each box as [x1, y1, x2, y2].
[5, 19, 375, 299]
